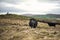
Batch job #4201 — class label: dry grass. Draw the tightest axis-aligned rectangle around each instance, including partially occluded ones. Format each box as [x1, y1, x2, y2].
[0, 18, 60, 40]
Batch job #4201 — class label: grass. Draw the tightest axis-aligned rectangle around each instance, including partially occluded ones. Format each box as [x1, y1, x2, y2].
[0, 14, 31, 20]
[0, 14, 60, 40]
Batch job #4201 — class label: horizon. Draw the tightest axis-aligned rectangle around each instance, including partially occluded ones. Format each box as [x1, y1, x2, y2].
[0, 12, 60, 15]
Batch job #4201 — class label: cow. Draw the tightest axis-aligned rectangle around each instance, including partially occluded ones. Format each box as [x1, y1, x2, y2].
[48, 22, 56, 27]
[29, 18, 60, 28]
[29, 18, 38, 28]
[38, 20, 60, 27]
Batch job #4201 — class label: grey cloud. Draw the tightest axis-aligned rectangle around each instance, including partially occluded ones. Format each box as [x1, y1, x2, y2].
[0, 7, 26, 13]
[0, 2, 8, 7]
[0, 0, 60, 14]
[0, 2, 26, 13]
[0, 0, 24, 4]
[0, 0, 60, 4]
[47, 8, 60, 14]
[50, 0, 60, 4]
[38, 0, 60, 7]
[38, 0, 60, 3]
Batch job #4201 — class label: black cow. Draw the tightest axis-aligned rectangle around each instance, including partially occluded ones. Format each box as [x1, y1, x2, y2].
[48, 22, 56, 27]
[29, 18, 60, 28]
[48, 22, 60, 27]
[29, 18, 38, 28]
[38, 20, 60, 27]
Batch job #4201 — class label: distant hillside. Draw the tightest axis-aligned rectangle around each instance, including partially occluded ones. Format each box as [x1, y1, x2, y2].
[22, 14, 34, 16]
[47, 14, 60, 18]
[0, 14, 31, 20]
[30, 14, 60, 19]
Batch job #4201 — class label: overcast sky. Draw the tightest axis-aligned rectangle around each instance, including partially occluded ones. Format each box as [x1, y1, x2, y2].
[0, 0, 60, 15]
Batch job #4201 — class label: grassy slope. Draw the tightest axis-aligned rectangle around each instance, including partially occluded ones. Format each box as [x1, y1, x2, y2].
[0, 14, 60, 40]
[0, 14, 31, 20]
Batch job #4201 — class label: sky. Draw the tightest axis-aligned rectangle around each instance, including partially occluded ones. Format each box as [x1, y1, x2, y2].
[0, 0, 60, 15]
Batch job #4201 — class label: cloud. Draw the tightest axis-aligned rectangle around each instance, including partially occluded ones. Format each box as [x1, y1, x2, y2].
[0, 2, 15, 8]
[49, 0, 60, 3]
[11, 0, 58, 12]
[0, 7, 25, 13]
[47, 8, 60, 14]
[38, 0, 60, 7]
[0, 2, 26, 13]
[0, 0, 22, 4]
[0, 0, 58, 12]
[38, 0, 60, 3]
[0, 0, 60, 14]
[0, 0, 60, 4]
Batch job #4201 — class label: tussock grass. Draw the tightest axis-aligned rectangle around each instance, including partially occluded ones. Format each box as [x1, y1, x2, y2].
[0, 14, 60, 40]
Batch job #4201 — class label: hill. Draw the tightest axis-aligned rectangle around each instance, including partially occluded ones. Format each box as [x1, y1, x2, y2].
[0, 14, 60, 40]
[22, 14, 60, 19]
[0, 14, 31, 20]
[34, 14, 60, 19]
